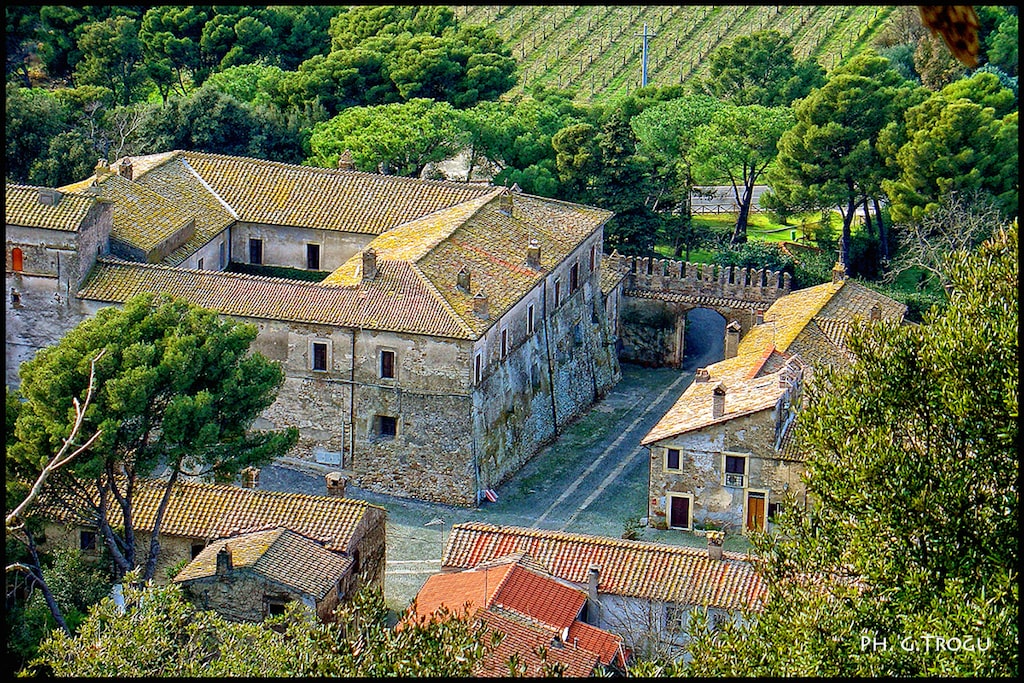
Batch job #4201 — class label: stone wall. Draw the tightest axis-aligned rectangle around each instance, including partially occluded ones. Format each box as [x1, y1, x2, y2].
[647, 409, 806, 534]
[179, 569, 325, 623]
[231, 222, 374, 272]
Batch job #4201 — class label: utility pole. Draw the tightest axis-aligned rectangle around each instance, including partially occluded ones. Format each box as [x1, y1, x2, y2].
[636, 23, 657, 87]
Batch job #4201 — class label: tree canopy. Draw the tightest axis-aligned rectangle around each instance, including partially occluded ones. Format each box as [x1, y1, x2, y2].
[675, 221, 1018, 677]
[7, 293, 298, 583]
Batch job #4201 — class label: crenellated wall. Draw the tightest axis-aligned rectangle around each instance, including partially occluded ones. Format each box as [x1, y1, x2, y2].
[607, 252, 791, 301]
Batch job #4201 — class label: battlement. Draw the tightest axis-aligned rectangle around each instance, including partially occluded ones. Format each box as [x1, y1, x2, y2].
[608, 252, 791, 304]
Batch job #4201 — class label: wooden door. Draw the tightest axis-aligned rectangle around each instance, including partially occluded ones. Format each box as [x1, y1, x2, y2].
[746, 492, 765, 531]
[669, 495, 690, 529]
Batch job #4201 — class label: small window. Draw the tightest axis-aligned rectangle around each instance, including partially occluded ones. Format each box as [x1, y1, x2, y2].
[267, 601, 287, 616]
[307, 243, 321, 270]
[474, 352, 483, 384]
[569, 262, 579, 293]
[312, 341, 328, 372]
[80, 530, 97, 551]
[768, 502, 782, 522]
[380, 350, 395, 379]
[219, 241, 226, 269]
[666, 448, 681, 471]
[589, 245, 596, 271]
[724, 454, 746, 487]
[197, 258, 204, 271]
[527, 302, 536, 336]
[11, 247, 24, 272]
[665, 603, 687, 634]
[378, 415, 397, 439]
[554, 278, 561, 307]
[249, 238, 263, 265]
[500, 328, 509, 358]
[191, 543, 205, 559]
[352, 549, 361, 575]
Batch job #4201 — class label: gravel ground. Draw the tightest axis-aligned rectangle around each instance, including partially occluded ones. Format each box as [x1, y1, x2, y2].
[257, 312, 740, 613]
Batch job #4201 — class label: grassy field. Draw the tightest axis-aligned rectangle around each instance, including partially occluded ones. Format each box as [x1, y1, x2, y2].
[452, 5, 897, 103]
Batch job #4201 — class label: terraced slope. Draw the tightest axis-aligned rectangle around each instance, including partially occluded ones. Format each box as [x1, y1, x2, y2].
[452, 5, 895, 102]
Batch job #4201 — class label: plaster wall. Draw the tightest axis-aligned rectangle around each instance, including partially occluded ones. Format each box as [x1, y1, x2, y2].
[231, 222, 374, 272]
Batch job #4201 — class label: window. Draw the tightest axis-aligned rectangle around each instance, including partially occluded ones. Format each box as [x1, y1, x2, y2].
[219, 241, 226, 269]
[380, 350, 395, 379]
[249, 238, 263, 265]
[312, 341, 328, 372]
[767, 501, 782, 522]
[589, 245, 596, 271]
[191, 543, 205, 559]
[80, 530, 97, 551]
[197, 258, 204, 270]
[267, 600, 287, 616]
[666, 447, 681, 471]
[554, 278, 562, 307]
[665, 603, 688, 634]
[306, 243, 321, 270]
[569, 262, 579, 293]
[11, 247, 24, 272]
[474, 352, 483, 384]
[500, 328, 509, 358]
[527, 302, 536, 336]
[378, 415, 397, 439]
[724, 454, 746, 487]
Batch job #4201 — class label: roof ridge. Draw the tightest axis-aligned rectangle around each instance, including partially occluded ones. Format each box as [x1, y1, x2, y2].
[180, 156, 240, 220]
[137, 476, 385, 512]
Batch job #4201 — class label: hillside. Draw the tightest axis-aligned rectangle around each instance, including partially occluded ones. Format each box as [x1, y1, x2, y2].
[453, 5, 895, 102]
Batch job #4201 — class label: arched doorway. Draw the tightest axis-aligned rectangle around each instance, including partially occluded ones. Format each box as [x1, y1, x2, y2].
[11, 247, 23, 272]
[683, 307, 726, 370]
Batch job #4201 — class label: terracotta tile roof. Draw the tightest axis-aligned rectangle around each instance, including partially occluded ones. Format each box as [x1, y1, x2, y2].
[566, 620, 627, 668]
[45, 478, 383, 554]
[478, 608, 602, 677]
[443, 523, 765, 612]
[178, 151, 495, 234]
[414, 562, 515, 619]
[5, 183, 102, 232]
[173, 527, 353, 599]
[642, 279, 904, 444]
[77, 258, 474, 338]
[322, 188, 612, 337]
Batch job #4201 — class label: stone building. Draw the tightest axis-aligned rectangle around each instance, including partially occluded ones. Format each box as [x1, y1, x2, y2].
[442, 522, 765, 659]
[5, 150, 621, 506]
[641, 274, 907, 533]
[40, 477, 386, 599]
[174, 527, 355, 623]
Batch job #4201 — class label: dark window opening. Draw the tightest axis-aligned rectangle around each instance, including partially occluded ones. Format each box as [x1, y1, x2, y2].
[268, 601, 287, 616]
[249, 238, 263, 265]
[191, 543, 205, 559]
[312, 341, 328, 371]
[474, 352, 483, 384]
[352, 549, 361, 575]
[666, 448, 680, 470]
[380, 350, 395, 379]
[725, 455, 745, 474]
[80, 530, 97, 551]
[500, 328, 508, 358]
[527, 303, 535, 335]
[219, 241, 226, 269]
[768, 502, 782, 521]
[554, 279, 561, 307]
[197, 258, 204, 270]
[378, 415, 397, 439]
[570, 262, 579, 293]
[589, 245, 596, 271]
[306, 243, 321, 270]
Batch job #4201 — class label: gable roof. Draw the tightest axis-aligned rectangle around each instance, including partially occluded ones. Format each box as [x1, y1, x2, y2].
[642, 278, 905, 445]
[5, 183, 104, 232]
[477, 608, 605, 677]
[443, 523, 765, 613]
[173, 526, 353, 600]
[44, 478, 384, 554]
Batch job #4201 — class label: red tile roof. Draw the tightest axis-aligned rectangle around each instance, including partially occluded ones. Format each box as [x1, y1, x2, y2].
[443, 523, 765, 612]
[477, 608, 602, 677]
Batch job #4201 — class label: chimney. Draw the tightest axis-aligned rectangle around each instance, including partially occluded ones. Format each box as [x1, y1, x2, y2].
[754, 309, 764, 325]
[869, 303, 881, 322]
[831, 260, 847, 283]
[240, 467, 260, 488]
[586, 563, 602, 624]
[362, 248, 378, 281]
[325, 471, 348, 498]
[706, 530, 724, 561]
[473, 291, 489, 319]
[216, 546, 233, 576]
[37, 188, 63, 206]
[712, 383, 727, 418]
[337, 149, 355, 171]
[499, 188, 513, 215]
[724, 320, 741, 359]
[457, 267, 472, 293]
[94, 158, 111, 178]
[694, 368, 710, 383]
[526, 239, 541, 269]
[119, 158, 133, 181]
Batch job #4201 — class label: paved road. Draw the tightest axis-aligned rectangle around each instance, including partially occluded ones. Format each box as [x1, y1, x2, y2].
[258, 316, 727, 611]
